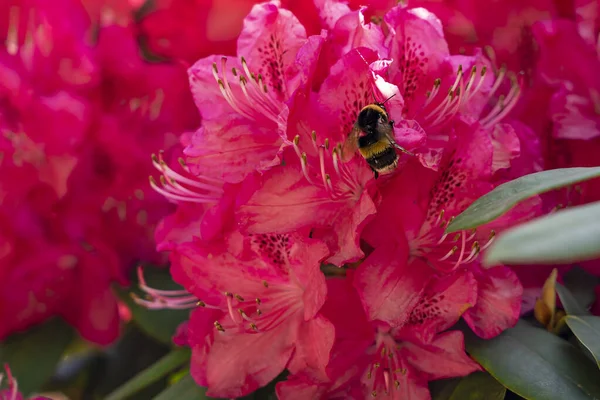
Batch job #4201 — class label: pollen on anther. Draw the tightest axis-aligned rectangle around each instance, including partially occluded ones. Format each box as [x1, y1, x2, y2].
[293, 135, 299, 145]
[197, 300, 206, 307]
[214, 321, 225, 332]
[263, 281, 269, 288]
[250, 323, 258, 331]
[235, 294, 245, 302]
[255, 298, 261, 305]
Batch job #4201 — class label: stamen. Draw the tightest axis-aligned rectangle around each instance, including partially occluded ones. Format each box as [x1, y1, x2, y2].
[465, 66, 488, 101]
[436, 209, 446, 227]
[480, 230, 496, 250]
[461, 241, 480, 264]
[300, 153, 315, 184]
[480, 73, 522, 128]
[449, 231, 467, 270]
[210, 57, 283, 127]
[214, 321, 225, 332]
[132, 267, 200, 310]
[488, 64, 507, 99]
[436, 232, 448, 245]
[438, 246, 458, 261]
[149, 152, 223, 204]
[311, 131, 319, 152]
[422, 78, 442, 107]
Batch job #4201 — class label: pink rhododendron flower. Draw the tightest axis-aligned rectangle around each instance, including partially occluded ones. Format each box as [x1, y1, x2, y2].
[236, 5, 521, 265]
[147, 1, 548, 398]
[0, 0, 197, 344]
[0, 365, 50, 400]
[278, 273, 480, 399]
[184, 0, 328, 185]
[137, 230, 334, 398]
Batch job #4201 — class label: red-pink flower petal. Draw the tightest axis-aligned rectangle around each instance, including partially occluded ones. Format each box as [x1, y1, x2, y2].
[400, 269, 477, 343]
[463, 265, 523, 339]
[205, 319, 299, 398]
[237, 1, 307, 100]
[288, 315, 335, 380]
[400, 330, 481, 380]
[354, 244, 432, 326]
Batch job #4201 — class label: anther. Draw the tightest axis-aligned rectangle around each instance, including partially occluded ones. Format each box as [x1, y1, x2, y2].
[256, 308, 262, 315]
[255, 298, 261, 305]
[214, 321, 225, 332]
[250, 323, 258, 331]
[225, 291, 233, 297]
[438, 246, 458, 261]
[235, 294, 245, 302]
[231, 67, 237, 76]
[263, 281, 269, 288]
[293, 135, 299, 145]
[324, 138, 330, 149]
[395, 380, 400, 389]
[197, 300, 206, 307]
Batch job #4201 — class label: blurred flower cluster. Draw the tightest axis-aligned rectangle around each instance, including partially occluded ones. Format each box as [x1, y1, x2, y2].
[2, 0, 600, 399]
[0, 0, 210, 345]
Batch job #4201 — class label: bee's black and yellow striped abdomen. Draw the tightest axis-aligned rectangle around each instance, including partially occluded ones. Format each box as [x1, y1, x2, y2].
[355, 104, 398, 176]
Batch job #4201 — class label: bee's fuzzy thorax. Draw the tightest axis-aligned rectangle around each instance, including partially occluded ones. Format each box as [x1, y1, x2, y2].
[360, 103, 388, 117]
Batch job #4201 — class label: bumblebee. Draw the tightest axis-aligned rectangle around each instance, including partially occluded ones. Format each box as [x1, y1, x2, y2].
[342, 97, 413, 179]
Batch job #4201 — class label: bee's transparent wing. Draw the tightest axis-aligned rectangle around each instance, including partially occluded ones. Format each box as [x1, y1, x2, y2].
[385, 130, 414, 156]
[341, 125, 360, 162]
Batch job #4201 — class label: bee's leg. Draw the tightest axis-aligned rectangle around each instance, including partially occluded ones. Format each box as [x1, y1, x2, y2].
[390, 120, 395, 127]
[370, 167, 379, 179]
[393, 142, 415, 156]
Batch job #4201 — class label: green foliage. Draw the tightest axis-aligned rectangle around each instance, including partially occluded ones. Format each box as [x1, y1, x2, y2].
[464, 320, 600, 400]
[565, 316, 600, 369]
[105, 348, 191, 400]
[153, 374, 209, 400]
[0, 318, 74, 396]
[446, 167, 600, 233]
[431, 372, 506, 400]
[483, 201, 600, 266]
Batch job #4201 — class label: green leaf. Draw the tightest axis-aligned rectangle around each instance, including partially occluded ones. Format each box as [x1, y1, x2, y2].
[153, 374, 208, 400]
[565, 316, 600, 369]
[446, 167, 600, 233]
[105, 348, 191, 400]
[556, 283, 589, 315]
[464, 320, 600, 400]
[483, 201, 600, 267]
[430, 373, 505, 400]
[448, 372, 506, 400]
[0, 318, 74, 396]
[117, 267, 191, 345]
[563, 267, 600, 310]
